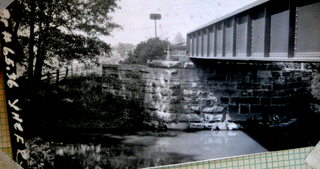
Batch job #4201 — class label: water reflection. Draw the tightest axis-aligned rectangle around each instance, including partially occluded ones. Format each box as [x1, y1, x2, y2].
[127, 130, 268, 161]
[55, 131, 268, 168]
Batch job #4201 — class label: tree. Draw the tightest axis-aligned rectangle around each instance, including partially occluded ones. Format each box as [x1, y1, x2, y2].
[8, 0, 122, 83]
[115, 42, 135, 57]
[123, 37, 170, 64]
[173, 32, 185, 45]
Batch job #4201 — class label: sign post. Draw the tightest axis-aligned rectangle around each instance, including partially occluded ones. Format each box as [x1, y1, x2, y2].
[149, 13, 161, 38]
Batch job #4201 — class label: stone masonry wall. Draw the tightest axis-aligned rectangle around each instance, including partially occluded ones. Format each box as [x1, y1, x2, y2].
[102, 60, 314, 122]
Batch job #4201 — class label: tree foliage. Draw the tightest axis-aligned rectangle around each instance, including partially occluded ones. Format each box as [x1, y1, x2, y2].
[122, 37, 170, 64]
[8, 0, 122, 82]
[115, 42, 135, 57]
[173, 32, 185, 44]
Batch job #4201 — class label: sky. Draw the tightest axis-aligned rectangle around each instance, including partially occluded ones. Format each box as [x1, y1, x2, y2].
[102, 0, 258, 46]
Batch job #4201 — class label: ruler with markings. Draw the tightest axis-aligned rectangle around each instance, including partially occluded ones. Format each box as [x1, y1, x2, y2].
[145, 146, 315, 169]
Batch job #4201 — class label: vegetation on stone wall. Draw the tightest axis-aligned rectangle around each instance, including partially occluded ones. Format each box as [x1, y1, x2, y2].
[21, 73, 150, 138]
[310, 64, 320, 114]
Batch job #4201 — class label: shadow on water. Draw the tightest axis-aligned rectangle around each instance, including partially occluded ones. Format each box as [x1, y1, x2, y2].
[46, 130, 269, 168]
[51, 131, 199, 168]
[242, 115, 320, 152]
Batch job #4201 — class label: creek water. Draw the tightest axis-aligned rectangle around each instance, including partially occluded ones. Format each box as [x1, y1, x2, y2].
[55, 130, 268, 168]
[122, 130, 268, 162]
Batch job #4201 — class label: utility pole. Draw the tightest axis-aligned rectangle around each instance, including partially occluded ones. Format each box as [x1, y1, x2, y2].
[150, 13, 161, 38]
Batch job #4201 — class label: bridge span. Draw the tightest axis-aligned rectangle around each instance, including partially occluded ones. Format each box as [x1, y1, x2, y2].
[187, 0, 320, 62]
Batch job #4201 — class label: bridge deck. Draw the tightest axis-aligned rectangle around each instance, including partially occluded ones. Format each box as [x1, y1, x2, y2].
[187, 0, 320, 62]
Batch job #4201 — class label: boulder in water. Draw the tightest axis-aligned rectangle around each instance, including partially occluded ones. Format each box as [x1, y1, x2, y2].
[227, 122, 238, 130]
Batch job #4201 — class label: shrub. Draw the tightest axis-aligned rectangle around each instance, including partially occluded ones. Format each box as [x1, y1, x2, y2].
[24, 137, 55, 169]
[122, 37, 169, 64]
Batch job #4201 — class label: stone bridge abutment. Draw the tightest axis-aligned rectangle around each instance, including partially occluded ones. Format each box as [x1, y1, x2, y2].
[102, 60, 315, 122]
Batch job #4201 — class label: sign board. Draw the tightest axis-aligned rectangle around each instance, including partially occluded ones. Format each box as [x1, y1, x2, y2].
[150, 13, 161, 20]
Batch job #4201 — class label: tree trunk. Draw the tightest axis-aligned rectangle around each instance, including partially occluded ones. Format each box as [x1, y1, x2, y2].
[34, 51, 45, 82]
[34, 20, 49, 82]
[28, 0, 36, 83]
[34, 16, 43, 83]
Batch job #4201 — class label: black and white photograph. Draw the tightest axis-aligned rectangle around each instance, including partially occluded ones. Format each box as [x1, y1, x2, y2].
[1, 0, 320, 168]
